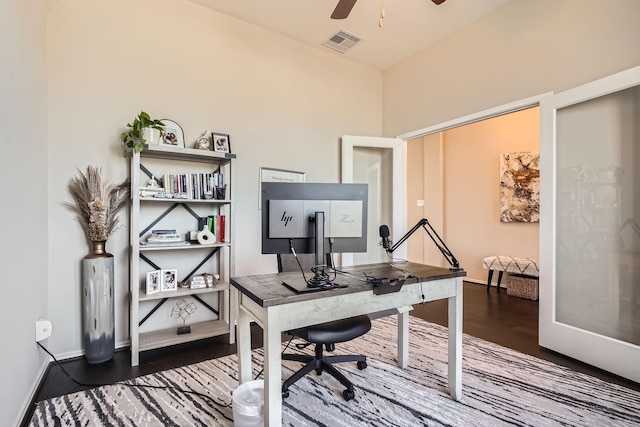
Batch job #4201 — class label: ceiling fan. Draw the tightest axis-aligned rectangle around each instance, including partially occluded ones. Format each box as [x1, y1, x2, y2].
[331, 0, 446, 20]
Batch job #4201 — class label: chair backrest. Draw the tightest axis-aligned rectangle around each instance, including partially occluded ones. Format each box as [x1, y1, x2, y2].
[277, 253, 332, 273]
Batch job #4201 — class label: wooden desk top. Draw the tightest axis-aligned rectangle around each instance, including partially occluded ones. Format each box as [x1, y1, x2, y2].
[230, 261, 466, 308]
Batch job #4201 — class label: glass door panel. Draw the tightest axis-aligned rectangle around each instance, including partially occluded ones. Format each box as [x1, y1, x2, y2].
[540, 65, 640, 382]
[555, 87, 640, 345]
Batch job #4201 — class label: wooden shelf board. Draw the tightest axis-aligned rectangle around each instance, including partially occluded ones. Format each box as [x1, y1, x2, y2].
[139, 242, 230, 251]
[139, 319, 230, 352]
[140, 198, 231, 204]
[140, 144, 236, 162]
[139, 283, 230, 302]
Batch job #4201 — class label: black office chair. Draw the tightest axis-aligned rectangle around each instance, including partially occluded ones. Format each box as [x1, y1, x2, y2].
[277, 253, 371, 401]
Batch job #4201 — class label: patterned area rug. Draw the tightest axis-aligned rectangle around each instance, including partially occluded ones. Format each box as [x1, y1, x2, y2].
[29, 316, 640, 426]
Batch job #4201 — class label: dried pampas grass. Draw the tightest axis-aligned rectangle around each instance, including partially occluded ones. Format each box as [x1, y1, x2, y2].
[66, 166, 130, 242]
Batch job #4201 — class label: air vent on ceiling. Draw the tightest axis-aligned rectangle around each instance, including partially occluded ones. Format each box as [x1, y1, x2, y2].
[322, 30, 362, 54]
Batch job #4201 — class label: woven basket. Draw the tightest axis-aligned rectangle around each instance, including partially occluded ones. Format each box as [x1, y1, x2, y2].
[506, 274, 539, 300]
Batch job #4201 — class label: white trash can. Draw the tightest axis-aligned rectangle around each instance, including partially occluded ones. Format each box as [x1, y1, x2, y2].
[232, 380, 264, 427]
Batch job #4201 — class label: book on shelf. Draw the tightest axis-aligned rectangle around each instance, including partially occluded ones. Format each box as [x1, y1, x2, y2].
[151, 229, 178, 236]
[158, 172, 221, 200]
[147, 236, 182, 243]
[206, 214, 226, 243]
[140, 240, 191, 248]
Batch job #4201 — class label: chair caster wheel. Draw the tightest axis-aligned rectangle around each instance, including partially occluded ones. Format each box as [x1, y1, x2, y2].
[357, 361, 367, 370]
[282, 391, 289, 399]
[343, 389, 355, 401]
[315, 368, 323, 375]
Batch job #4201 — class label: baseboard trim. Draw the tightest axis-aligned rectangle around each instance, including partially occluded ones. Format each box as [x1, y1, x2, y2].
[16, 356, 50, 427]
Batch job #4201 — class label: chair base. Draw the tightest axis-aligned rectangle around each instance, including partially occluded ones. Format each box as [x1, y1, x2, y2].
[282, 350, 367, 401]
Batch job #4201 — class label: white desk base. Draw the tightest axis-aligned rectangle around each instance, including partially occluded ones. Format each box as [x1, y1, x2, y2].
[235, 276, 463, 426]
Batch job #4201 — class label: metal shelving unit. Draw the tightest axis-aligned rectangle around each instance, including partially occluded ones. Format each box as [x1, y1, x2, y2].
[129, 144, 235, 366]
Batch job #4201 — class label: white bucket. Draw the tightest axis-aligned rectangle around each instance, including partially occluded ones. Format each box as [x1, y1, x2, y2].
[232, 380, 264, 427]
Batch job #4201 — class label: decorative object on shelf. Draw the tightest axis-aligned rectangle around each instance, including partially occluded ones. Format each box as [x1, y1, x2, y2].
[195, 130, 212, 150]
[197, 224, 216, 245]
[182, 273, 216, 289]
[212, 132, 231, 153]
[159, 119, 185, 148]
[139, 176, 166, 198]
[171, 299, 197, 335]
[161, 269, 178, 291]
[65, 166, 129, 364]
[146, 270, 160, 295]
[120, 111, 165, 155]
[499, 151, 539, 223]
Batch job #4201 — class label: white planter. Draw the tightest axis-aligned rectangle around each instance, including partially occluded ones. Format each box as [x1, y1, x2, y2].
[142, 127, 161, 145]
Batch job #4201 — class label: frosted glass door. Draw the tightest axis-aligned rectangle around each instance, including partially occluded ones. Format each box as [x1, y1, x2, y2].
[540, 66, 640, 382]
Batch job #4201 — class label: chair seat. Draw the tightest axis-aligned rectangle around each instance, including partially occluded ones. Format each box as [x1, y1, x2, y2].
[296, 315, 371, 345]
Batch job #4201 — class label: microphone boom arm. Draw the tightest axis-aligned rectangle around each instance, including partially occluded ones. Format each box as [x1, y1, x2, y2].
[386, 218, 461, 270]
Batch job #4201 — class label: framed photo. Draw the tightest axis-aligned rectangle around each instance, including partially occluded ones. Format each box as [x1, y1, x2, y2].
[161, 269, 178, 291]
[212, 132, 231, 153]
[159, 119, 185, 148]
[258, 166, 306, 208]
[146, 270, 160, 295]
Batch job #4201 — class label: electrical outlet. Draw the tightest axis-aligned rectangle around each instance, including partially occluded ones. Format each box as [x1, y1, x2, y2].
[417, 200, 425, 207]
[35, 319, 53, 342]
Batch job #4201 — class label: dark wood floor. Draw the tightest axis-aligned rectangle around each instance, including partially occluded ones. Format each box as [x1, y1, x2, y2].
[23, 282, 640, 426]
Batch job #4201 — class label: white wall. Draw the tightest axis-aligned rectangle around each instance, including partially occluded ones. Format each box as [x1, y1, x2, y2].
[45, 0, 382, 359]
[383, 0, 640, 137]
[0, 1, 48, 425]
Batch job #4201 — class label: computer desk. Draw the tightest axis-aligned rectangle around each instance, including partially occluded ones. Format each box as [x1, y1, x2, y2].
[230, 261, 466, 426]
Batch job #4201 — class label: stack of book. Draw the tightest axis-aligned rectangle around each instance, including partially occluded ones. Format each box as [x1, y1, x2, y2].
[142, 229, 190, 247]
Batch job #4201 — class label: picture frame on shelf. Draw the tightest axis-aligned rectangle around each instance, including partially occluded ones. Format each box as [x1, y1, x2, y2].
[258, 166, 306, 208]
[161, 269, 178, 291]
[194, 130, 212, 151]
[146, 270, 160, 295]
[212, 132, 231, 153]
[159, 119, 185, 148]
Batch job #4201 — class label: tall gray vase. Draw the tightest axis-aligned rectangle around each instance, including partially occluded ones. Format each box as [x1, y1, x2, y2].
[82, 240, 115, 364]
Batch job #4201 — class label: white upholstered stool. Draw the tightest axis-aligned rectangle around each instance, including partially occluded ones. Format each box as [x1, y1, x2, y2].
[482, 256, 539, 290]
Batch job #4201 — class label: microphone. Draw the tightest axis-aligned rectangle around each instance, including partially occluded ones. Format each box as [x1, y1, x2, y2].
[379, 225, 390, 251]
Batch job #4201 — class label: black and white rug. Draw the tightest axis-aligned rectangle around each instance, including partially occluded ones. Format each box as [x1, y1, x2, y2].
[29, 316, 640, 426]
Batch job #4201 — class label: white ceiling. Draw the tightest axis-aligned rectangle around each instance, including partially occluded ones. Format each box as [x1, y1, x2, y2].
[189, 0, 513, 70]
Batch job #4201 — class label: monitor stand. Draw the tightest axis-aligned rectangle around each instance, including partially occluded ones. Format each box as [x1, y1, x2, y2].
[281, 211, 347, 294]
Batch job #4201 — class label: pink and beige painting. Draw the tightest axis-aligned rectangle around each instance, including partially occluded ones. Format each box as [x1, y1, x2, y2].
[500, 151, 540, 223]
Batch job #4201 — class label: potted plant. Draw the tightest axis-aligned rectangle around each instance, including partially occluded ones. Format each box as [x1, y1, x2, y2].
[120, 111, 165, 155]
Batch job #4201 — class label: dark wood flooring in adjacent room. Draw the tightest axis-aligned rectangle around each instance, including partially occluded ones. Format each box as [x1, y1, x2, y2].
[22, 281, 640, 426]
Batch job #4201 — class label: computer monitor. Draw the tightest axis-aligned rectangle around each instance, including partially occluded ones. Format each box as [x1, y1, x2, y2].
[261, 182, 368, 292]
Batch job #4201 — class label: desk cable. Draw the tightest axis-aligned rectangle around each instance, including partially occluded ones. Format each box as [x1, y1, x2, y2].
[36, 342, 232, 409]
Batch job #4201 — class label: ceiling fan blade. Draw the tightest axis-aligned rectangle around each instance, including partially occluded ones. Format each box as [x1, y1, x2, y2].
[432, 0, 446, 4]
[331, 0, 358, 19]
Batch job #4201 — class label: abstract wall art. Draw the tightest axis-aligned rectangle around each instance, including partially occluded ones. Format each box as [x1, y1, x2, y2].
[500, 151, 540, 223]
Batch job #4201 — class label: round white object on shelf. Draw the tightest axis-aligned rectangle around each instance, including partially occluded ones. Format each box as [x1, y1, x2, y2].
[197, 226, 215, 245]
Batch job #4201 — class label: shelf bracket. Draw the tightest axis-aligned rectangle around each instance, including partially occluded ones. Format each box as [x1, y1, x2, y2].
[192, 294, 219, 316]
[140, 253, 161, 271]
[182, 247, 219, 283]
[139, 298, 168, 327]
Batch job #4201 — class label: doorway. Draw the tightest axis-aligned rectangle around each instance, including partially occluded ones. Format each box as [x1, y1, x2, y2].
[402, 105, 541, 283]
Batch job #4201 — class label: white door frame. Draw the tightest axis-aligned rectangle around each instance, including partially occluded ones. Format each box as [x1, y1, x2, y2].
[342, 135, 406, 265]
[397, 93, 551, 141]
